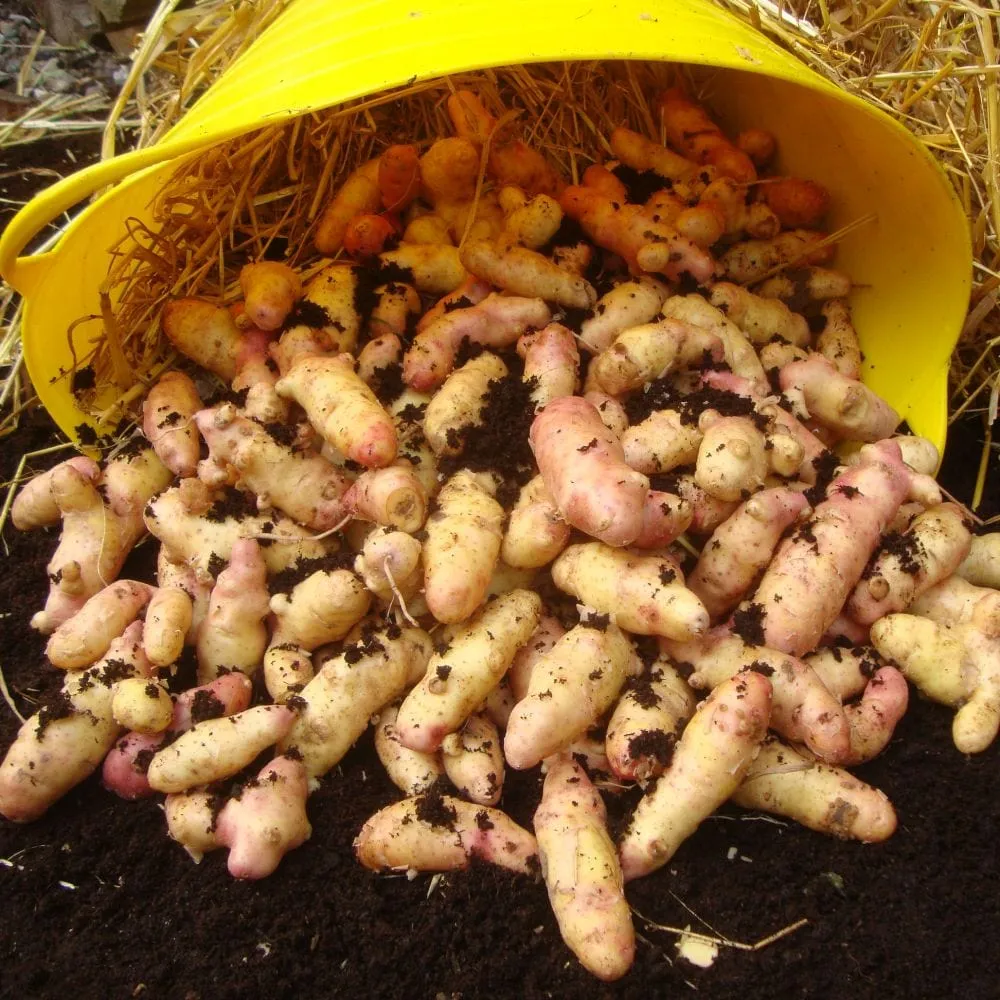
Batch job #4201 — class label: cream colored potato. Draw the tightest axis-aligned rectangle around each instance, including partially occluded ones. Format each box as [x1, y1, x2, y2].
[395, 589, 542, 752]
[111, 678, 173, 735]
[147, 705, 296, 794]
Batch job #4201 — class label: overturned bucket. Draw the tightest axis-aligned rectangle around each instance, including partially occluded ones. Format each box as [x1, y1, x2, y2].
[0, 0, 971, 453]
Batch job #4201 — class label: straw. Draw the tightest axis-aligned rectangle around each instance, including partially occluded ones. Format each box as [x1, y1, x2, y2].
[0, 0, 998, 490]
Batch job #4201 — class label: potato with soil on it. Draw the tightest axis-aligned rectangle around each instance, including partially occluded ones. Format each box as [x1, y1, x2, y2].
[529, 396, 650, 548]
[275, 354, 398, 468]
[355, 790, 539, 875]
[147, 704, 297, 793]
[552, 543, 709, 641]
[421, 470, 506, 623]
[504, 621, 635, 770]
[395, 589, 542, 752]
[732, 737, 896, 841]
[0, 622, 152, 823]
[618, 670, 772, 881]
[534, 754, 635, 982]
[279, 624, 433, 779]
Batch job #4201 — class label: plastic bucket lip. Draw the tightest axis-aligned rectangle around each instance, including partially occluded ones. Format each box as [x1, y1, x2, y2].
[0, 0, 971, 456]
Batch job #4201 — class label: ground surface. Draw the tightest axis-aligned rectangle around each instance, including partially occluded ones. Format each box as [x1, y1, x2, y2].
[1, 5, 999, 999]
[0, 410, 998, 1000]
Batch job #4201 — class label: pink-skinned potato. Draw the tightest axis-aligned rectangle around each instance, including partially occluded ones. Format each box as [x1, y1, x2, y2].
[141, 371, 203, 478]
[732, 737, 896, 841]
[669, 474, 740, 536]
[403, 292, 551, 392]
[395, 590, 541, 753]
[40, 444, 169, 635]
[45, 580, 154, 669]
[518, 322, 580, 411]
[632, 490, 693, 549]
[422, 470, 505, 624]
[345, 465, 428, 533]
[507, 614, 566, 701]
[588, 318, 723, 396]
[585, 392, 629, 437]
[164, 790, 221, 862]
[275, 353, 398, 468]
[195, 405, 351, 531]
[378, 244, 468, 295]
[416, 276, 491, 332]
[239, 261, 302, 332]
[618, 670, 771, 881]
[501, 476, 571, 570]
[662, 632, 851, 764]
[216, 756, 312, 879]
[535, 755, 635, 981]
[374, 703, 445, 795]
[102, 731, 165, 800]
[442, 712, 505, 806]
[560, 185, 714, 283]
[143, 586, 194, 669]
[530, 396, 649, 547]
[605, 657, 696, 782]
[0, 622, 151, 822]
[354, 793, 539, 875]
[102, 673, 254, 801]
[687, 487, 810, 621]
[621, 408, 702, 475]
[422, 352, 508, 458]
[173, 673, 254, 732]
[504, 623, 633, 770]
[162, 298, 270, 382]
[551, 543, 708, 641]
[459, 241, 595, 310]
[845, 503, 972, 626]
[143, 481, 327, 579]
[314, 159, 381, 254]
[195, 538, 270, 684]
[842, 666, 909, 765]
[579, 277, 668, 353]
[358, 332, 404, 384]
[779, 353, 900, 443]
[749, 440, 912, 656]
[870, 601, 1000, 754]
[11, 455, 100, 530]
[279, 624, 432, 778]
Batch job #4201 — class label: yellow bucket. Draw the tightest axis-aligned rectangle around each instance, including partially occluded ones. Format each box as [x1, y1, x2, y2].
[0, 0, 971, 454]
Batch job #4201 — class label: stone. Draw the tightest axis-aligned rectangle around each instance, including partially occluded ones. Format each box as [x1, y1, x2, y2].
[28, 1, 100, 46]
[90, 1, 160, 27]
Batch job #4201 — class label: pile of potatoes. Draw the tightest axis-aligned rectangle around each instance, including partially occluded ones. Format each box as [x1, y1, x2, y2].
[2, 84, 998, 983]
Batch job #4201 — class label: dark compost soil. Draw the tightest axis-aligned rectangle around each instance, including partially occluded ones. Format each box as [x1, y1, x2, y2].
[1, 14, 999, 998]
[2, 406, 998, 1000]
